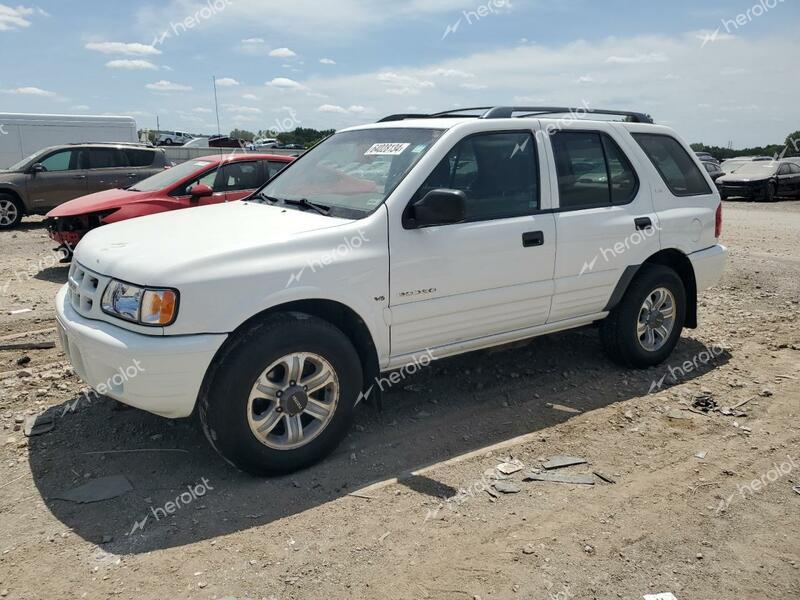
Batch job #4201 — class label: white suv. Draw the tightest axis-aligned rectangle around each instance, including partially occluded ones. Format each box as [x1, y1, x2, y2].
[55, 106, 727, 474]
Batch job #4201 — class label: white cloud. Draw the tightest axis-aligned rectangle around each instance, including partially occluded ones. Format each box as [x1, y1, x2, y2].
[225, 105, 262, 114]
[317, 104, 367, 115]
[0, 4, 48, 30]
[242, 93, 259, 100]
[606, 52, 668, 64]
[2, 86, 57, 97]
[377, 72, 435, 95]
[319, 58, 336, 65]
[106, 59, 158, 70]
[85, 41, 161, 56]
[460, 82, 487, 90]
[241, 37, 264, 44]
[427, 68, 475, 79]
[269, 47, 297, 58]
[71, 104, 90, 111]
[192, 107, 213, 113]
[216, 77, 240, 87]
[266, 77, 305, 90]
[145, 80, 192, 92]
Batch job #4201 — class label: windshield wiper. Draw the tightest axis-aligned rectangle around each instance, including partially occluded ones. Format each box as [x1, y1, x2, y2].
[280, 197, 331, 215]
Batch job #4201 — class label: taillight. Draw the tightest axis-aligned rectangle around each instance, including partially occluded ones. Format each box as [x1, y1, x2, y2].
[715, 203, 722, 238]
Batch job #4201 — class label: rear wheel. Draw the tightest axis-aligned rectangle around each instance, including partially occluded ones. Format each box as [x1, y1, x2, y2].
[199, 312, 362, 475]
[0, 195, 23, 230]
[601, 264, 686, 368]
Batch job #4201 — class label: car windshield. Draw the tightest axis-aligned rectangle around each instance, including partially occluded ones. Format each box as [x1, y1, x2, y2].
[732, 162, 779, 176]
[129, 160, 214, 191]
[256, 127, 443, 217]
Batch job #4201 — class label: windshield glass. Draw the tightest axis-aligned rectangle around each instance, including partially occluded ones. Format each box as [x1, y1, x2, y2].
[258, 127, 444, 217]
[129, 160, 213, 191]
[732, 162, 778, 177]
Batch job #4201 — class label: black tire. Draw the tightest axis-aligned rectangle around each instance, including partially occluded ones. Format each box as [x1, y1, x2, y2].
[600, 264, 686, 368]
[199, 312, 362, 476]
[0, 194, 23, 230]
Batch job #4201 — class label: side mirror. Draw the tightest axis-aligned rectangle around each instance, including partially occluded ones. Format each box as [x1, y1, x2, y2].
[406, 189, 467, 229]
[187, 183, 213, 199]
[30, 163, 45, 174]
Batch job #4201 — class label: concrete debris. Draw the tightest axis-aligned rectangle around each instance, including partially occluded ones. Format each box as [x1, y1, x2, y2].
[546, 402, 581, 414]
[492, 481, 521, 494]
[643, 594, 678, 600]
[692, 393, 717, 412]
[8, 308, 33, 315]
[694, 451, 707, 460]
[542, 455, 587, 470]
[496, 460, 524, 475]
[593, 471, 616, 484]
[524, 472, 595, 485]
[666, 409, 691, 420]
[51, 475, 133, 504]
[0, 341, 56, 351]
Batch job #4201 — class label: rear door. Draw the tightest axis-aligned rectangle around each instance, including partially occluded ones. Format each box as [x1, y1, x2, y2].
[123, 148, 160, 186]
[214, 160, 265, 201]
[25, 148, 89, 209]
[546, 124, 660, 322]
[86, 147, 130, 192]
[788, 163, 800, 195]
[776, 163, 794, 196]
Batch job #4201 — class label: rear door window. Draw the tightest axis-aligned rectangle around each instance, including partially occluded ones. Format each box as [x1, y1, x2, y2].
[126, 149, 155, 167]
[550, 131, 639, 209]
[632, 133, 712, 196]
[89, 148, 129, 169]
[215, 161, 263, 192]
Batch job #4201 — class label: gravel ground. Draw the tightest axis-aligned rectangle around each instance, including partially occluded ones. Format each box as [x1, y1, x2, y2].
[0, 201, 798, 600]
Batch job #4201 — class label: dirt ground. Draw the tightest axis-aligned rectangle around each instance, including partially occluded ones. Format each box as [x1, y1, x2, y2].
[0, 201, 798, 600]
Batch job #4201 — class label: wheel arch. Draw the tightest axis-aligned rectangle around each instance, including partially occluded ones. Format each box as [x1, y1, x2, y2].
[0, 188, 26, 215]
[605, 249, 698, 329]
[197, 298, 381, 416]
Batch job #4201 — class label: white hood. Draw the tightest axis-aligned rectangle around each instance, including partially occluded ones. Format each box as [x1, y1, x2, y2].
[74, 201, 352, 285]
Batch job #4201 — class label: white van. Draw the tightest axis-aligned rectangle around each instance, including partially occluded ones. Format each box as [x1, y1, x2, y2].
[156, 131, 193, 146]
[0, 113, 138, 169]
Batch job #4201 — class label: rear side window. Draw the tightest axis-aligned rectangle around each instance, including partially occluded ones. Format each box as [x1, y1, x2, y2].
[126, 149, 155, 167]
[89, 148, 129, 169]
[777, 164, 791, 175]
[551, 131, 638, 209]
[268, 160, 290, 175]
[790, 164, 800, 174]
[215, 161, 264, 192]
[413, 131, 539, 222]
[632, 133, 712, 196]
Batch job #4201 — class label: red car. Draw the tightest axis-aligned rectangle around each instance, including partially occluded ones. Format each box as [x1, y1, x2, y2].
[46, 153, 294, 258]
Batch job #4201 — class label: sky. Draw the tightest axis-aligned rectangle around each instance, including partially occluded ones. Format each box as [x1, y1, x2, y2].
[0, 0, 798, 147]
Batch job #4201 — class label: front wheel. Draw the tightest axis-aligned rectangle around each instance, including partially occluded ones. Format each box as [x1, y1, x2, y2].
[0, 195, 23, 230]
[601, 265, 686, 368]
[199, 312, 362, 475]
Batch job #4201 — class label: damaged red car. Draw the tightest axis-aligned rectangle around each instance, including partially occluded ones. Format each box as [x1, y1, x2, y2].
[45, 153, 294, 259]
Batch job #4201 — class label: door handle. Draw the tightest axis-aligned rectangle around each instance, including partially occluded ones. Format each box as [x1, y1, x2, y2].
[634, 217, 653, 231]
[522, 231, 544, 247]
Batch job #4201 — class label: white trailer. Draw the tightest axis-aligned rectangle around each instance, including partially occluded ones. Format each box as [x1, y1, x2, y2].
[0, 113, 138, 169]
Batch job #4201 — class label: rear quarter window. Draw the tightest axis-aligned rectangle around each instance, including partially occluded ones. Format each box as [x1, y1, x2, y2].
[126, 149, 155, 167]
[632, 133, 712, 196]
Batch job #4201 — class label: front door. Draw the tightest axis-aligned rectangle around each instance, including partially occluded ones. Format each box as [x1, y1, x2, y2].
[388, 129, 556, 357]
[25, 148, 89, 209]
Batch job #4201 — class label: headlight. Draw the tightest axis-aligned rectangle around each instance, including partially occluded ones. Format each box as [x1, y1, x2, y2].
[101, 280, 179, 326]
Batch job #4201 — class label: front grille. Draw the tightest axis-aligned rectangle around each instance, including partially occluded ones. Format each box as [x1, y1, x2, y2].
[68, 262, 111, 320]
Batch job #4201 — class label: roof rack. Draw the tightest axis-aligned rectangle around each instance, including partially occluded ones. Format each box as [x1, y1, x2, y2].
[66, 141, 152, 146]
[378, 106, 654, 124]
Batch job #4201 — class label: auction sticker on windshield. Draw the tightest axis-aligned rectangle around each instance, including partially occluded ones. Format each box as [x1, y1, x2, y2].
[365, 143, 410, 155]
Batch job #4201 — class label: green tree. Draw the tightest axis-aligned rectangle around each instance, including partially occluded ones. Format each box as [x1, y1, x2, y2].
[230, 128, 255, 142]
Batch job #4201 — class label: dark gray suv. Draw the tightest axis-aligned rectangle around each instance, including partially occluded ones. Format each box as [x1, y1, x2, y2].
[0, 143, 169, 229]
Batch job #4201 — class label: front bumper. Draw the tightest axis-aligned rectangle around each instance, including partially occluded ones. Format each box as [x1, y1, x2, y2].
[55, 285, 227, 418]
[689, 244, 727, 292]
[717, 183, 767, 198]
